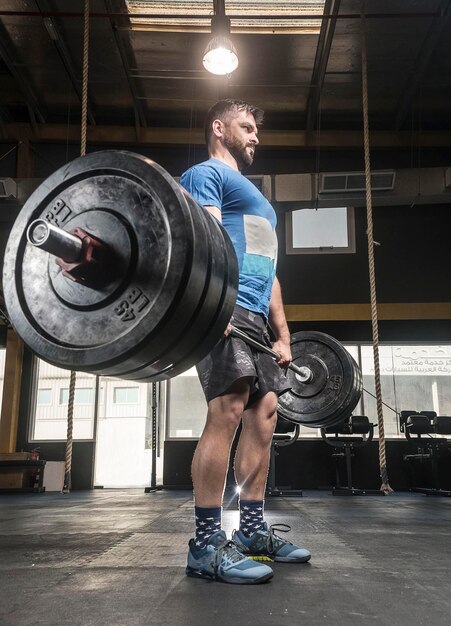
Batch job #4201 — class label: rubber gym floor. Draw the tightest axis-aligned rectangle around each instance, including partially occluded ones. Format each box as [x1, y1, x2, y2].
[0, 489, 450, 626]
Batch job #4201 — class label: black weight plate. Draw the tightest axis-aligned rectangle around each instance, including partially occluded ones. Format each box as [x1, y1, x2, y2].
[3, 151, 237, 379]
[323, 355, 363, 429]
[113, 192, 238, 381]
[277, 331, 362, 429]
[160, 198, 238, 379]
[4, 151, 196, 372]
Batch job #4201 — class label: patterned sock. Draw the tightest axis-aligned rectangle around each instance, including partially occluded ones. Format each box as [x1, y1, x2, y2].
[239, 499, 265, 537]
[194, 506, 222, 551]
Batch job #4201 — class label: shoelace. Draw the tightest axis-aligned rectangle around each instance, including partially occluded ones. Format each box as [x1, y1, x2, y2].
[214, 540, 244, 575]
[266, 523, 293, 554]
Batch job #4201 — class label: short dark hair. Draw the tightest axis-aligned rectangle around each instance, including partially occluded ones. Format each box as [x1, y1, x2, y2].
[204, 99, 264, 145]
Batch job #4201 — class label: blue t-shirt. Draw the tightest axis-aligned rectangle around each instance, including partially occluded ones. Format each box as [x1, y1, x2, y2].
[179, 158, 277, 317]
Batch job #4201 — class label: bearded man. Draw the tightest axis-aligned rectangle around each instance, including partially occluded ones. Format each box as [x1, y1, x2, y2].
[179, 99, 311, 584]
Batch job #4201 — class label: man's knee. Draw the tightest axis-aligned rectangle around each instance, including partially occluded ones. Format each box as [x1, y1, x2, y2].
[207, 396, 246, 432]
[252, 392, 279, 421]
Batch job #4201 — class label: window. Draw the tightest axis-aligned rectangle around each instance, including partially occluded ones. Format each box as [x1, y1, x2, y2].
[113, 387, 140, 404]
[360, 344, 451, 438]
[31, 360, 97, 441]
[167, 367, 207, 438]
[286, 207, 355, 254]
[59, 388, 95, 405]
[37, 388, 52, 405]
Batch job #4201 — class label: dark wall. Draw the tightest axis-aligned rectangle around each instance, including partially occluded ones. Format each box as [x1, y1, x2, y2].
[26, 143, 451, 179]
[29, 143, 210, 179]
[276, 201, 451, 342]
[163, 438, 451, 492]
[0, 143, 17, 177]
[277, 203, 451, 305]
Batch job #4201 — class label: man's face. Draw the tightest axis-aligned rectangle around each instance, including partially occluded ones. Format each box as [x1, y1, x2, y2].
[222, 110, 259, 171]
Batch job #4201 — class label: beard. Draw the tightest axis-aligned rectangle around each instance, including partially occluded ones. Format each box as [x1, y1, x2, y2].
[223, 130, 255, 170]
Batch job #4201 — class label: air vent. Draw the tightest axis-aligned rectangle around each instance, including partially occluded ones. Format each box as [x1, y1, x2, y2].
[320, 170, 395, 193]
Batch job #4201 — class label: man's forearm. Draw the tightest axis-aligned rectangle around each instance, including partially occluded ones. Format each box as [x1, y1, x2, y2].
[268, 277, 290, 343]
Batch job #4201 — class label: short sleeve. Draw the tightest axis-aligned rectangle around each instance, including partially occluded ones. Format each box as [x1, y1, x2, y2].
[179, 164, 223, 209]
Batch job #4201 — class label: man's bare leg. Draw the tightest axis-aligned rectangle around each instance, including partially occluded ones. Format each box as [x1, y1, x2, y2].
[191, 377, 251, 507]
[187, 375, 275, 582]
[232, 391, 311, 563]
[234, 391, 278, 499]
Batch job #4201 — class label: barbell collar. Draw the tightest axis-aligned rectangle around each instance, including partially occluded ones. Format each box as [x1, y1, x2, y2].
[27, 219, 83, 263]
[230, 325, 313, 381]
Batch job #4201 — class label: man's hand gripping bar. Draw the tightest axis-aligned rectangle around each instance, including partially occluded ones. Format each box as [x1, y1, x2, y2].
[230, 326, 313, 383]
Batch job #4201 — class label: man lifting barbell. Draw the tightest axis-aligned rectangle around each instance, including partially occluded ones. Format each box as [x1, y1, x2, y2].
[3, 99, 363, 585]
[179, 99, 311, 584]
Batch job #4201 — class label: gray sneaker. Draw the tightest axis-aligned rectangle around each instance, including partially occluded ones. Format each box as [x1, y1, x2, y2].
[186, 530, 273, 584]
[232, 523, 311, 563]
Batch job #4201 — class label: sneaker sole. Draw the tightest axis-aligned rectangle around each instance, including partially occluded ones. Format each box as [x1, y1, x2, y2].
[186, 566, 273, 584]
[238, 549, 311, 563]
[274, 554, 311, 563]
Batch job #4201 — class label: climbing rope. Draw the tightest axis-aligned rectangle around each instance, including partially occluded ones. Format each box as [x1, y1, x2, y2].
[360, 0, 393, 493]
[63, 370, 76, 493]
[80, 0, 90, 157]
[63, 0, 90, 493]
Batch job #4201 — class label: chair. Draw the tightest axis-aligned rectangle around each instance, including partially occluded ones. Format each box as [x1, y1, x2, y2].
[401, 410, 451, 497]
[419, 410, 437, 420]
[321, 415, 383, 496]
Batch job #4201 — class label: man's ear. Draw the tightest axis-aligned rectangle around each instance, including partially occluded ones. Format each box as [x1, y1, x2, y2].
[212, 118, 224, 138]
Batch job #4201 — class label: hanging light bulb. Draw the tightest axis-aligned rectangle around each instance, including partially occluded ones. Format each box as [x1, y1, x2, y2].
[202, 2, 239, 76]
[203, 35, 238, 75]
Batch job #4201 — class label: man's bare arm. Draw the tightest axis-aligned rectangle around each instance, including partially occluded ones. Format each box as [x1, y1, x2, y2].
[268, 277, 292, 366]
[205, 205, 222, 222]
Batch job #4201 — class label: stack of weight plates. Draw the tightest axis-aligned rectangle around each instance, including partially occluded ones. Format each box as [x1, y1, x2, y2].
[3, 150, 238, 381]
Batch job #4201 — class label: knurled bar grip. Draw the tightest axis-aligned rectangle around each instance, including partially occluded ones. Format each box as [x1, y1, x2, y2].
[230, 325, 313, 383]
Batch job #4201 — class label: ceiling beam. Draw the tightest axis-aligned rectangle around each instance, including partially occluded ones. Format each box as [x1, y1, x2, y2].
[306, 0, 341, 132]
[284, 302, 451, 322]
[0, 11, 444, 20]
[2, 123, 451, 149]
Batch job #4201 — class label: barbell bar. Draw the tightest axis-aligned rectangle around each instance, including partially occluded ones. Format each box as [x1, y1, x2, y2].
[230, 326, 313, 383]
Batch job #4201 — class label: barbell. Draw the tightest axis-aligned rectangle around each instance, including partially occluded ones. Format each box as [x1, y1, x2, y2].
[2, 150, 362, 429]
